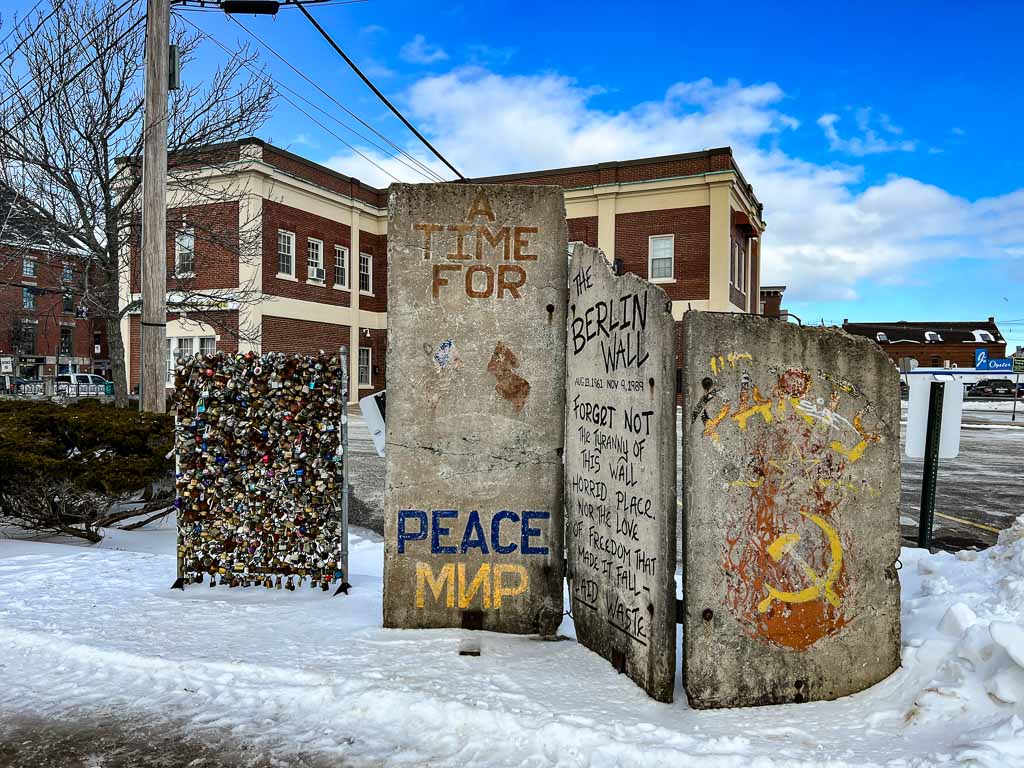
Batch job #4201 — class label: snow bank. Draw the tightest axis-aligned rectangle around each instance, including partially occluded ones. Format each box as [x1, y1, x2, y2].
[1, 516, 1023, 767]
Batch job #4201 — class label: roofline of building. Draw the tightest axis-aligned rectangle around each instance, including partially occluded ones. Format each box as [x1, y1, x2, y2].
[842, 319, 1000, 328]
[466, 147, 733, 183]
[152, 138, 765, 215]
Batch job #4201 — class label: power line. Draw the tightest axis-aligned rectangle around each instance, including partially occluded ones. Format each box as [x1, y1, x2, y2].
[0, 0, 50, 51]
[178, 14, 401, 184]
[227, 15, 446, 182]
[296, 3, 465, 181]
[0, 0, 66, 70]
[0, 0, 138, 120]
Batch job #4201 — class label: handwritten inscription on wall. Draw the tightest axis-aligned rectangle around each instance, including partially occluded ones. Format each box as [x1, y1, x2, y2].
[563, 246, 676, 702]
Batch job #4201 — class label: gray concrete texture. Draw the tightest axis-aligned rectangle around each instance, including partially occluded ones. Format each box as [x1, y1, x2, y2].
[682, 312, 901, 709]
[383, 183, 568, 635]
[563, 245, 677, 702]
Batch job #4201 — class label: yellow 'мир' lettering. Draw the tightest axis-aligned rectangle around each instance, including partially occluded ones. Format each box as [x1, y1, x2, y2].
[414, 561, 529, 609]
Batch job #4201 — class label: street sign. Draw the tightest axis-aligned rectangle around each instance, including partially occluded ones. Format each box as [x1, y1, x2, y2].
[906, 377, 963, 459]
[1014, 357, 1024, 374]
[975, 349, 1012, 371]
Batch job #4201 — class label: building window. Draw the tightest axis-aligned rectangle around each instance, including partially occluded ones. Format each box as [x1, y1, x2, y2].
[23, 257, 35, 277]
[199, 336, 216, 357]
[876, 332, 889, 343]
[931, 355, 941, 367]
[358, 347, 371, 387]
[731, 240, 747, 290]
[924, 331, 943, 342]
[307, 238, 325, 283]
[62, 263, 74, 282]
[166, 337, 194, 382]
[93, 331, 102, 354]
[59, 327, 73, 356]
[359, 253, 372, 293]
[175, 226, 195, 275]
[17, 322, 35, 355]
[22, 287, 34, 309]
[648, 235, 673, 280]
[62, 292, 74, 313]
[277, 230, 295, 277]
[334, 245, 348, 288]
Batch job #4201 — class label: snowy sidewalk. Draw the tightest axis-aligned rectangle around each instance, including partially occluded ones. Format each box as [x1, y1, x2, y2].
[1, 520, 1023, 767]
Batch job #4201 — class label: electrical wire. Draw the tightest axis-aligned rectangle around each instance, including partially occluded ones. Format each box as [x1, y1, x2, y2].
[227, 14, 446, 182]
[0, 0, 138, 119]
[0, 0, 50, 51]
[178, 14, 401, 183]
[296, 3, 465, 181]
[0, 0, 66, 70]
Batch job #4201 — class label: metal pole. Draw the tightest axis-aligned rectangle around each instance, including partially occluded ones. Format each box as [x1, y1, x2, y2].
[917, 381, 945, 549]
[338, 345, 350, 593]
[1013, 373, 1019, 423]
[139, 0, 169, 413]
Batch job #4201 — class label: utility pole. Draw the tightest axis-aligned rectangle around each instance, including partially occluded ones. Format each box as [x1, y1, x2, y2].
[140, 0, 169, 412]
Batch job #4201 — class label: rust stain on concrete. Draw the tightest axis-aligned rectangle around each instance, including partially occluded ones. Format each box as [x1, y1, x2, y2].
[487, 341, 530, 411]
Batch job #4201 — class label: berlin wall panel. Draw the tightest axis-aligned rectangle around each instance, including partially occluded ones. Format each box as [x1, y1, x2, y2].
[682, 312, 901, 709]
[564, 245, 677, 702]
[383, 183, 567, 635]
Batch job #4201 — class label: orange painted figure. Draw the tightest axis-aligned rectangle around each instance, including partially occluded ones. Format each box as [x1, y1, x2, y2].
[711, 366, 880, 651]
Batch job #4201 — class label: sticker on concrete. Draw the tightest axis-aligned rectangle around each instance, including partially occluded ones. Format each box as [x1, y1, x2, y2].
[384, 184, 568, 634]
[564, 245, 677, 702]
[682, 312, 901, 709]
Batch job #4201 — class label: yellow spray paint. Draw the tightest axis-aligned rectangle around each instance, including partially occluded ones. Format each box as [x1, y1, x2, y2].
[757, 511, 843, 614]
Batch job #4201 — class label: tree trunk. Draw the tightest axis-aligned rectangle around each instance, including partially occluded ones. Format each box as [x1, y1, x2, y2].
[108, 314, 129, 408]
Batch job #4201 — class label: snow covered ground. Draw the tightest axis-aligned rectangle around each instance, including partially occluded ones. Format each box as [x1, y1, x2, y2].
[2, 517, 1024, 767]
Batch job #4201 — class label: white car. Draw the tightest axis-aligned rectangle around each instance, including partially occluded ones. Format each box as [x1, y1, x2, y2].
[56, 373, 109, 395]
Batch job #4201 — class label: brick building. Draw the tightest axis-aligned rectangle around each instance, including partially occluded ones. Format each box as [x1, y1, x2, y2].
[122, 139, 765, 399]
[842, 319, 1006, 369]
[0, 184, 110, 380]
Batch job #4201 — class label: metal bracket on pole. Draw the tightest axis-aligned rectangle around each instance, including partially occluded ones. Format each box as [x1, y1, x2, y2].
[917, 381, 945, 549]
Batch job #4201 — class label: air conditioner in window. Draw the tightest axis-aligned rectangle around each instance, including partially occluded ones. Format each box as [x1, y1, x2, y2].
[312, 267, 325, 282]
[94, 345, 101, 354]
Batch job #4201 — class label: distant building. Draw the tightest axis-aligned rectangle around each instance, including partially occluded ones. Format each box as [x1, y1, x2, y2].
[841, 318, 1006, 369]
[0, 184, 109, 380]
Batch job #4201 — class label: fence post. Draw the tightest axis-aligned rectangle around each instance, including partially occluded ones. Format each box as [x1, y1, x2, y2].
[339, 345, 350, 592]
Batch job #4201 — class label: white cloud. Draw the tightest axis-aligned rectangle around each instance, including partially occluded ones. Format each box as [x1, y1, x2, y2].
[324, 71, 1024, 301]
[399, 34, 448, 65]
[817, 109, 917, 156]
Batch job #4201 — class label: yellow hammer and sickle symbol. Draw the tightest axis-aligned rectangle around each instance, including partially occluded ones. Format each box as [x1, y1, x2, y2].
[757, 512, 843, 614]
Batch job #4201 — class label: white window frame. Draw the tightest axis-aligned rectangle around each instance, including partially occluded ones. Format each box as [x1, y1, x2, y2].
[924, 331, 943, 343]
[23, 257, 35, 277]
[22, 286, 34, 309]
[62, 263, 74, 283]
[59, 326, 73, 356]
[276, 230, 296, 279]
[306, 238, 325, 284]
[333, 245, 349, 290]
[647, 234, 674, 282]
[359, 252, 373, 295]
[358, 346, 371, 387]
[166, 336, 215, 383]
[175, 226, 195, 276]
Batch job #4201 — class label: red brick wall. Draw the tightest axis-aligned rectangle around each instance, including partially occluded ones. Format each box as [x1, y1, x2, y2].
[567, 216, 598, 247]
[0, 246, 105, 373]
[487, 150, 734, 189]
[130, 202, 240, 293]
[261, 315, 351, 357]
[262, 146, 385, 208]
[353, 327, 386, 392]
[261, 200, 353, 307]
[358, 231, 387, 312]
[614, 207, 711, 301]
[880, 342, 1006, 370]
[129, 310, 239, 389]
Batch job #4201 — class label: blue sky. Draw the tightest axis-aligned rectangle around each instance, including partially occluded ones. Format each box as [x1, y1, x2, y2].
[40, 0, 1024, 345]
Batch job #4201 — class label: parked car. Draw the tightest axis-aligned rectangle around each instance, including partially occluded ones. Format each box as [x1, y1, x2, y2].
[970, 378, 1015, 397]
[56, 373, 110, 395]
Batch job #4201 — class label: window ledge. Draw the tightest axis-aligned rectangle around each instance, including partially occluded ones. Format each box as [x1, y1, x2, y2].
[333, 284, 350, 292]
[175, 272, 196, 279]
[359, 290, 375, 297]
[306, 279, 325, 286]
[275, 273, 298, 282]
[649, 277, 676, 285]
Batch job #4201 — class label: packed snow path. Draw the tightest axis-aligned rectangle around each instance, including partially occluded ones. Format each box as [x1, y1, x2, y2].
[1, 520, 1023, 767]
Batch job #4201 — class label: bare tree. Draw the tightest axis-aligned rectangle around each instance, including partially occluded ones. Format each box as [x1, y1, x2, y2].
[0, 0, 274, 406]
